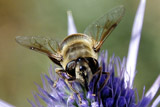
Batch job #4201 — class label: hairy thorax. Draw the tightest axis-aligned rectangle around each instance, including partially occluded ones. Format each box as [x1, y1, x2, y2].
[60, 34, 98, 69]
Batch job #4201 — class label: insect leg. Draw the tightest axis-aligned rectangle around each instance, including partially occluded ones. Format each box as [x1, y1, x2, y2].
[94, 69, 110, 104]
[54, 68, 65, 87]
[97, 71, 110, 104]
[64, 78, 82, 104]
[92, 67, 102, 95]
[98, 72, 110, 92]
[55, 68, 82, 104]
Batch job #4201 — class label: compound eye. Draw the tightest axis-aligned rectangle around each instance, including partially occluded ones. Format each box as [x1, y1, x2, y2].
[79, 66, 87, 71]
[86, 57, 99, 74]
[66, 60, 76, 77]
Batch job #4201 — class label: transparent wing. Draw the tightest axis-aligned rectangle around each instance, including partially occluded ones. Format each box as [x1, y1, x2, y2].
[16, 36, 62, 63]
[84, 6, 125, 52]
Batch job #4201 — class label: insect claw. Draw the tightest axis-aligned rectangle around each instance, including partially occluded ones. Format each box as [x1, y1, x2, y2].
[92, 94, 96, 96]
[53, 77, 59, 87]
[76, 93, 82, 104]
[79, 101, 82, 105]
[53, 82, 57, 87]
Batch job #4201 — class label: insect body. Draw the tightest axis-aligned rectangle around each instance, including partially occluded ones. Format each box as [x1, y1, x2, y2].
[60, 34, 99, 89]
[16, 6, 125, 104]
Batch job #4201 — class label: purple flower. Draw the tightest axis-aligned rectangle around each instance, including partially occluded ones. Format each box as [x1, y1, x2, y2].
[29, 51, 159, 107]
[28, 0, 160, 107]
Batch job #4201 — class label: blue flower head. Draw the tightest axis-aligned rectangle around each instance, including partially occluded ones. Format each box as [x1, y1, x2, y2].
[29, 51, 153, 107]
[28, 0, 160, 107]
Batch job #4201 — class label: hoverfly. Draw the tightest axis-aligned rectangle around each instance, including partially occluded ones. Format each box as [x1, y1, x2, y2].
[16, 6, 125, 104]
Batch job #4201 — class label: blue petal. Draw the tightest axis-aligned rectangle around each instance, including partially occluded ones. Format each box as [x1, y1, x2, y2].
[27, 99, 36, 107]
[37, 93, 52, 104]
[44, 74, 54, 86]
[118, 96, 127, 107]
[101, 87, 112, 98]
[33, 93, 43, 107]
[106, 98, 114, 107]
[138, 97, 151, 107]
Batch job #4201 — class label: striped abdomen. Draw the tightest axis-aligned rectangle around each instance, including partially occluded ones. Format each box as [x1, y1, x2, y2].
[60, 34, 98, 69]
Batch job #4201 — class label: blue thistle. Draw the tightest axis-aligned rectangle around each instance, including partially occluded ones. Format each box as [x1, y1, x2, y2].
[28, 51, 152, 107]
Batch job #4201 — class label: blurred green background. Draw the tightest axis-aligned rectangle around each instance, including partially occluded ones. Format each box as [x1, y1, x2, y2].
[0, 0, 159, 106]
